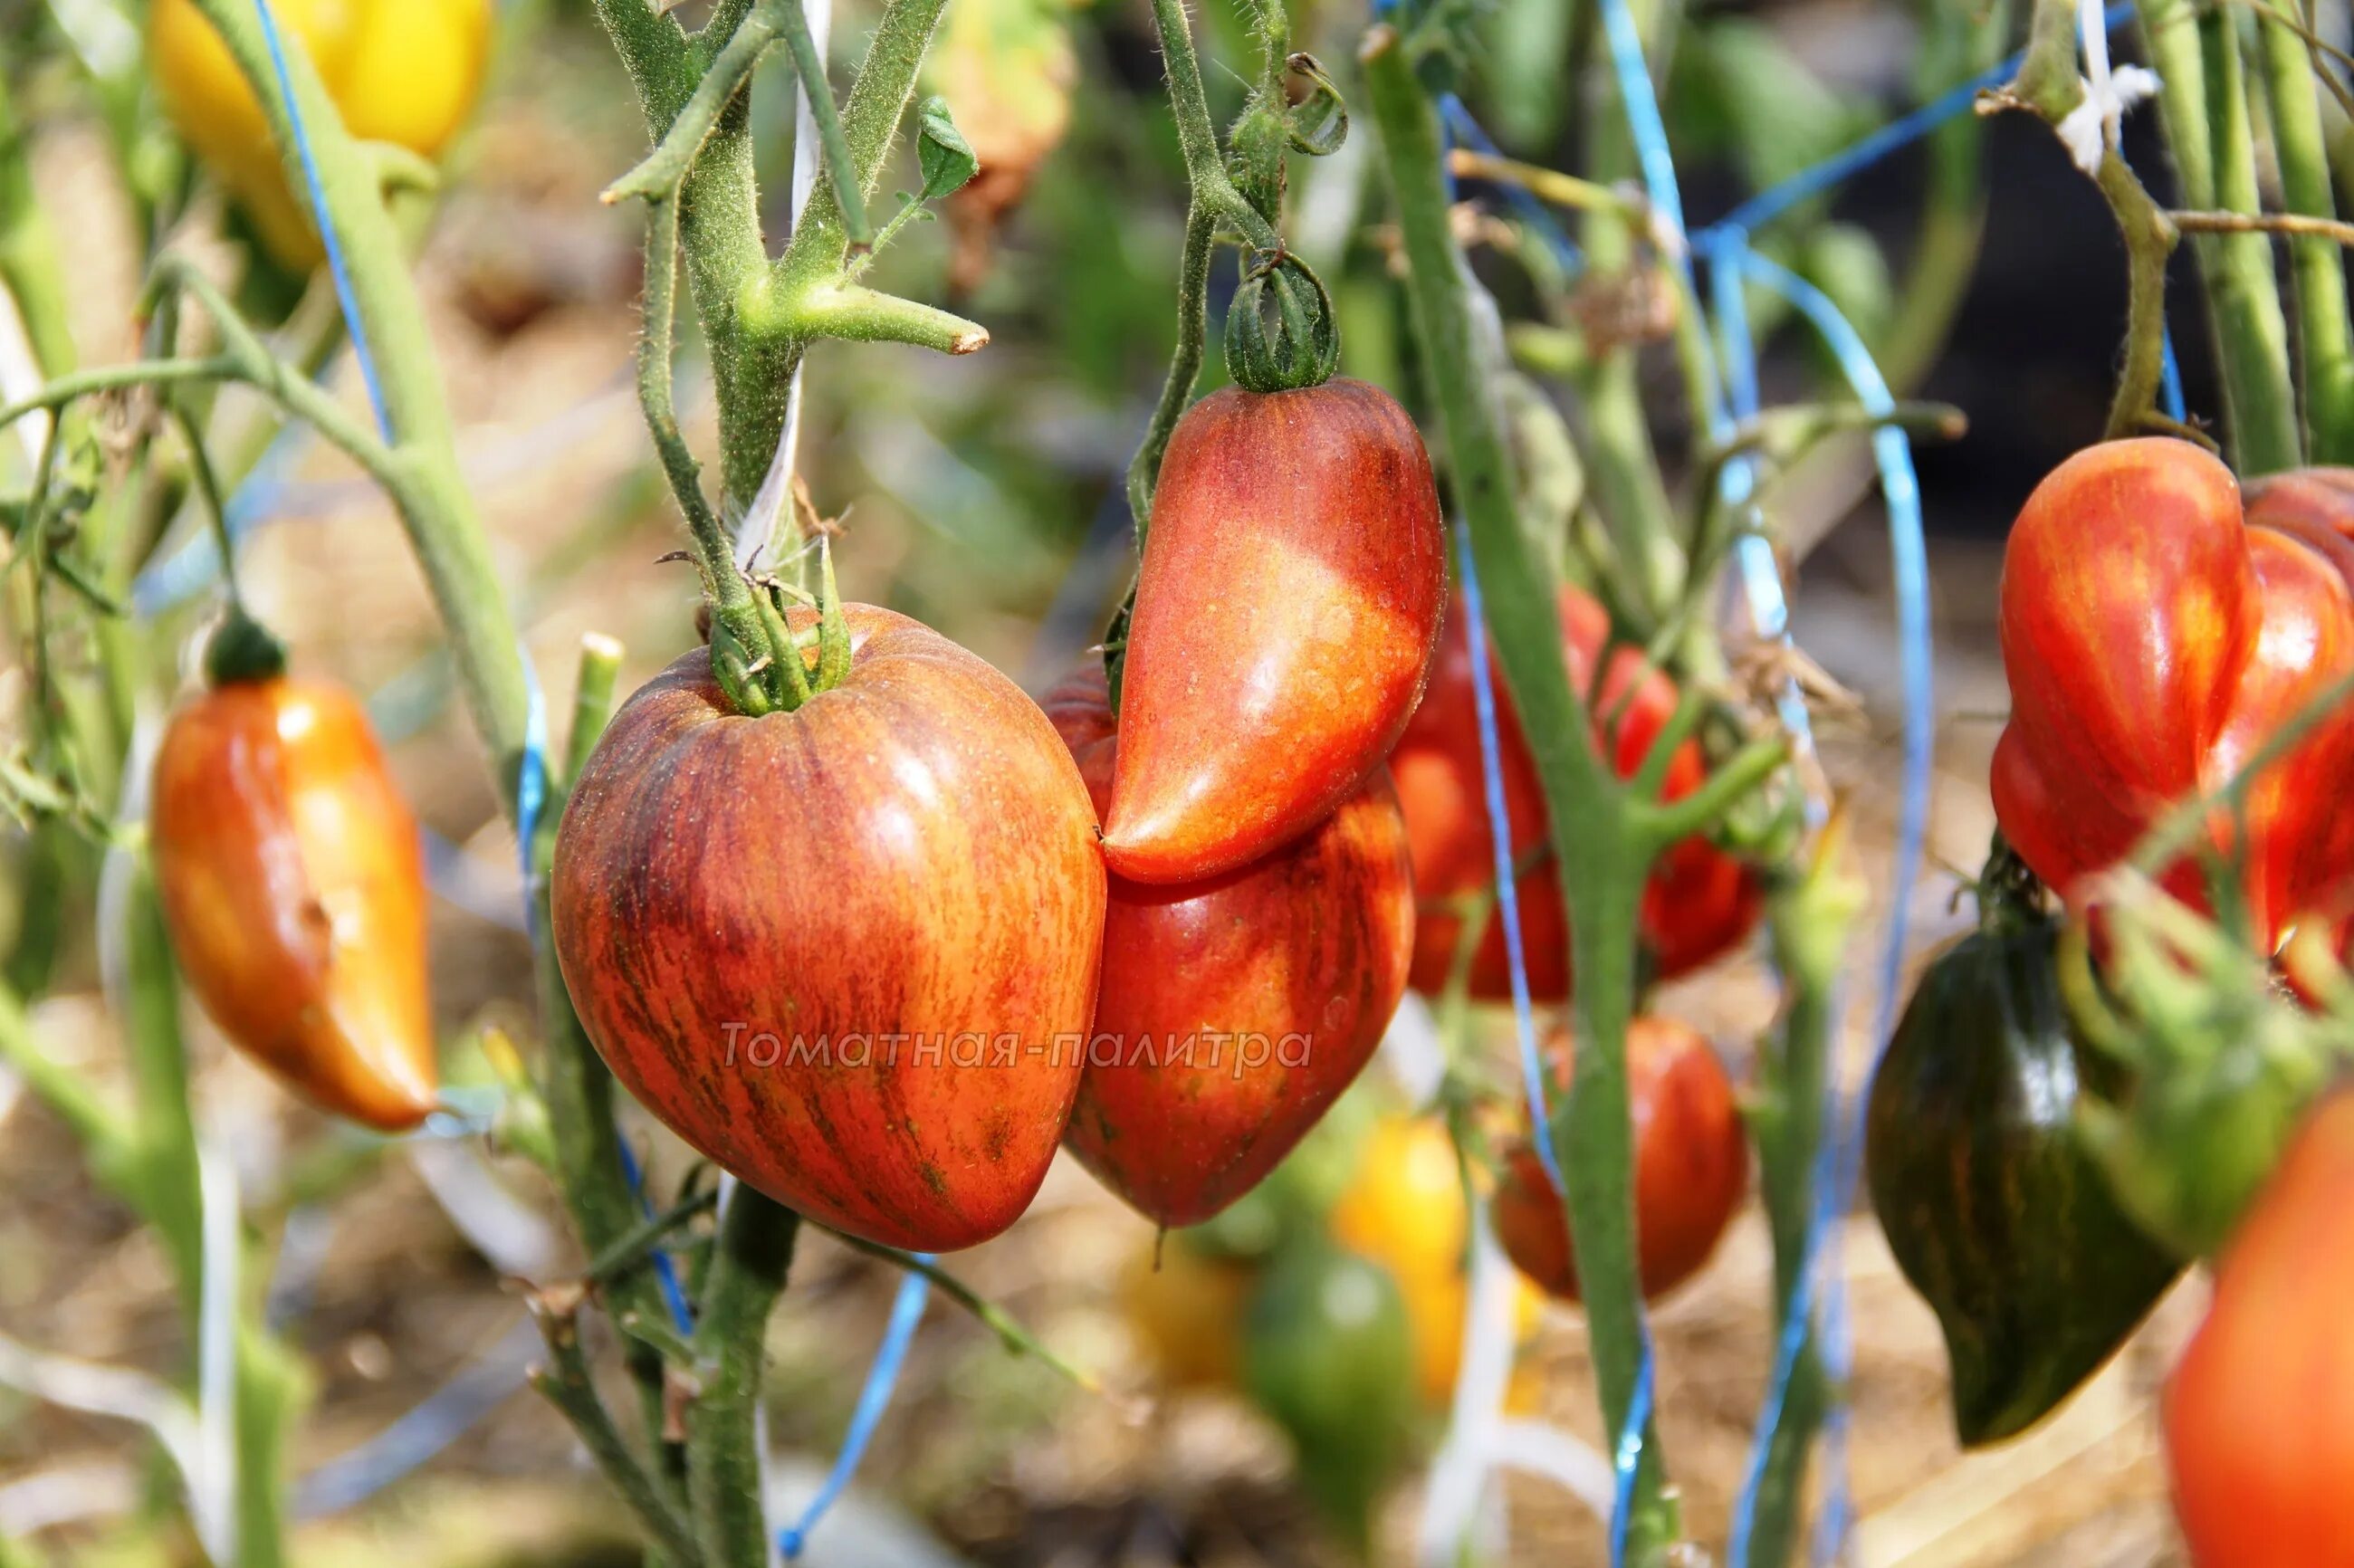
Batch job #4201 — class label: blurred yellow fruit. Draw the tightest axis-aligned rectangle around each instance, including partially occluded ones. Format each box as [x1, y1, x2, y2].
[1329, 1116, 1542, 1408]
[1121, 1238, 1255, 1391]
[149, 0, 492, 267]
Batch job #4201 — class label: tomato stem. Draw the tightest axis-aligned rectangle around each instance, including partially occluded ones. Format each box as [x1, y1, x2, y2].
[687, 1191, 801, 1565]
[1364, 25, 1685, 1558]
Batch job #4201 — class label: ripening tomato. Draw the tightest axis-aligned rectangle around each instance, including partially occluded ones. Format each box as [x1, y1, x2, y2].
[1491, 1018, 1746, 1302]
[1993, 439, 2354, 951]
[1327, 1115, 1542, 1407]
[1047, 664, 1411, 1228]
[1103, 380, 1446, 884]
[1392, 586, 1761, 1001]
[551, 607, 1105, 1253]
[2164, 1088, 2354, 1567]
[151, 675, 437, 1132]
[149, 0, 492, 267]
[1866, 915, 2181, 1447]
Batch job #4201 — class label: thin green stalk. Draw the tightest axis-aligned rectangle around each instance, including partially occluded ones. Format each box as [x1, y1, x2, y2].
[686, 1192, 800, 1567]
[1741, 832, 1863, 1567]
[2202, 4, 2301, 472]
[2253, 0, 2354, 459]
[1128, 203, 1217, 530]
[0, 63, 74, 377]
[529, 1299, 702, 1565]
[1363, 28, 1679, 1561]
[182, 0, 535, 799]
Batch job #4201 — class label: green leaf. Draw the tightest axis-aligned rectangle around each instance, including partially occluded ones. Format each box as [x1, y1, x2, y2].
[915, 96, 978, 202]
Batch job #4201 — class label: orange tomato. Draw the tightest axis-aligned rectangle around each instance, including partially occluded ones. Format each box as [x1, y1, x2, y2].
[2165, 1089, 2354, 1568]
[151, 676, 437, 1131]
[1121, 1238, 1256, 1391]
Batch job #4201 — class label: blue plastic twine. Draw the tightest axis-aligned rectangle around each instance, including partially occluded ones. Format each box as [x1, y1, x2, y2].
[1453, 524, 1566, 1206]
[251, 0, 389, 435]
[1721, 250, 1935, 1567]
[777, 1260, 933, 1557]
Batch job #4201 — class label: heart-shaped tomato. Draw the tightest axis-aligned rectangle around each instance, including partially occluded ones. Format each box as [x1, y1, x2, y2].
[1102, 378, 1446, 884]
[1992, 439, 2354, 948]
[551, 607, 1105, 1253]
[1047, 664, 1411, 1227]
[1391, 584, 1761, 1000]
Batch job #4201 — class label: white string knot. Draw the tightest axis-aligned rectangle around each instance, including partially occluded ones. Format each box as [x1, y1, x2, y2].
[2057, 63, 2159, 176]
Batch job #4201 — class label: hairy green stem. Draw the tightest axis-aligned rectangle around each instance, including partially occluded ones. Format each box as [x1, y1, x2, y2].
[1363, 28, 1679, 1560]
[530, 1301, 702, 1566]
[687, 1192, 800, 1567]
[1127, 203, 1218, 531]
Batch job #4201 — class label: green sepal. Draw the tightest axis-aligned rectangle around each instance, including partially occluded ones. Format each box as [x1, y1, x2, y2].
[203, 604, 290, 687]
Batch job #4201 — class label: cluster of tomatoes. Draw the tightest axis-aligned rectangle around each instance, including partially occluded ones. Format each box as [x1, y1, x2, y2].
[1869, 436, 2354, 1567]
[149, 371, 1766, 1354]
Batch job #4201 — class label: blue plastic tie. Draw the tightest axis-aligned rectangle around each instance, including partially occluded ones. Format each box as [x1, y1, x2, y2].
[777, 1259, 933, 1558]
[1608, 1341, 1657, 1565]
[1453, 522, 1566, 1205]
[610, 1136, 696, 1334]
[251, 0, 390, 437]
[1694, 2, 2135, 246]
[1720, 250, 1933, 1568]
[2162, 328, 2187, 424]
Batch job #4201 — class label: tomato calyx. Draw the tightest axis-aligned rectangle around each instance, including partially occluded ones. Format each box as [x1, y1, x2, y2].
[202, 602, 288, 687]
[705, 536, 856, 718]
[1222, 246, 1341, 394]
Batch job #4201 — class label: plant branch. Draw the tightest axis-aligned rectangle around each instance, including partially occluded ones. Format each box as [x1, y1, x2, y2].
[529, 1299, 702, 1567]
[1635, 734, 1790, 846]
[686, 1192, 799, 1567]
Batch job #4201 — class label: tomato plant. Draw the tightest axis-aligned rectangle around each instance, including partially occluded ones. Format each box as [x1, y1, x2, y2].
[1866, 904, 2181, 1446]
[2166, 1088, 2354, 1568]
[1047, 663, 1411, 1227]
[151, 665, 439, 1133]
[1993, 438, 2354, 951]
[551, 607, 1105, 1253]
[1393, 584, 1762, 1000]
[1492, 1017, 1747, 1302]
[1102, 378, 1446, 884]
[150, 0, 491, 266]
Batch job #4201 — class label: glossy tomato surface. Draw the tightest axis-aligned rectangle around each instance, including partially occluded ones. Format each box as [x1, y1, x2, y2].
[1048, 664, 1411, 1228]
[1492, 1017, 1746, 1301]
[1866, 916, 2182, 1447]
[2166, 1089, 2354, 1568]
[1103, 379, 1445, 884]
[1392, 585, 1761, 1000]
[1993, 439, 2354, 949]
[151, 676, 437, 1132]
[150, 0, 491, 266]
[552, 607, 1105, 1253]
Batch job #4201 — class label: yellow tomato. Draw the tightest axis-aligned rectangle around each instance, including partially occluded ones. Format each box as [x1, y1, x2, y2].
[1329, 1116, 1541, 1408]
[148, 0, 491, 267]
[1120, 1238, 1256, 1391]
